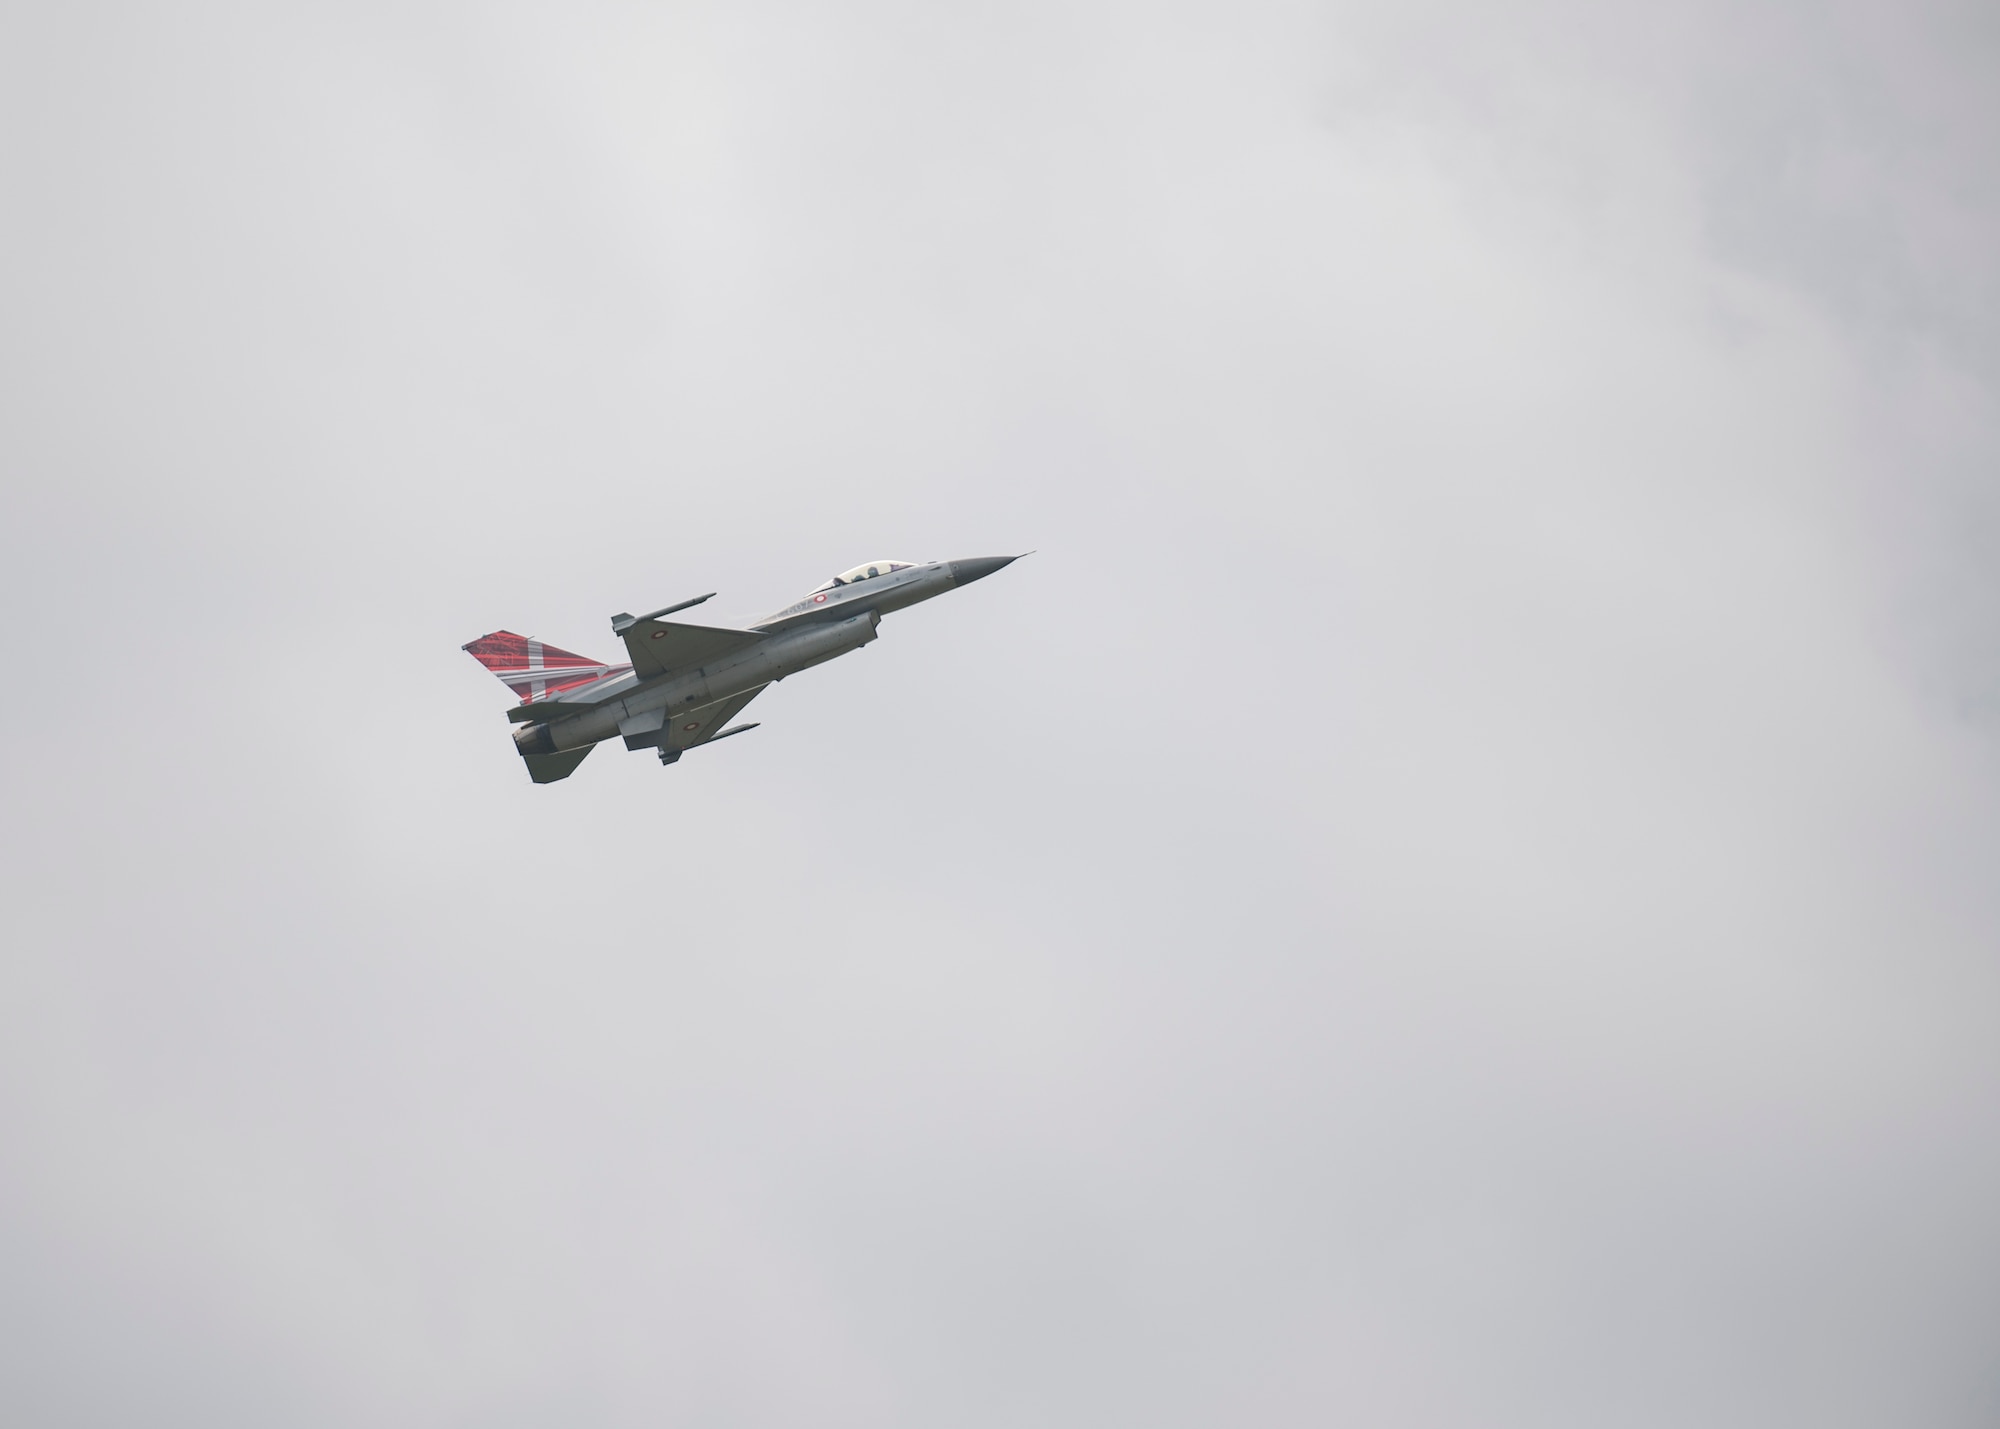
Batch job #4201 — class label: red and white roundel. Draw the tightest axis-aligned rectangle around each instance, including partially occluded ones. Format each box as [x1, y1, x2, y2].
[812, 593, 827, 603]
[682, 722, 700, 731]
[650, 629, 669, 639]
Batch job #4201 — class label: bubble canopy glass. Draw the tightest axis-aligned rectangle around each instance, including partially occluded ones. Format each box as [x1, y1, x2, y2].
[813, 560, 915, 591]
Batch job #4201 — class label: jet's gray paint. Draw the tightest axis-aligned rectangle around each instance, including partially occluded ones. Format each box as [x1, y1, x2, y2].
[501, 555, 1022, 778]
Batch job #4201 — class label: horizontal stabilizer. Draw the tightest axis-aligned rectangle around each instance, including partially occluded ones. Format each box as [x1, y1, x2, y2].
[507, 700, 600, 724]
[523, 745, 593, 784]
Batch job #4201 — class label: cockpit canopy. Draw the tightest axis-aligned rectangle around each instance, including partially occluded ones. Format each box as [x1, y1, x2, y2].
[813, 559, 916, 592]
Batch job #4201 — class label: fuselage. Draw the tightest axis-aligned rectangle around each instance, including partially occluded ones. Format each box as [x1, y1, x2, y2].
[511, 557, 1009, 758]
[755, 556, 955, 628]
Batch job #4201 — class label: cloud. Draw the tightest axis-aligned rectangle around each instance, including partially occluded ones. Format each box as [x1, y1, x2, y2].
[2, 3, 1995, 1425]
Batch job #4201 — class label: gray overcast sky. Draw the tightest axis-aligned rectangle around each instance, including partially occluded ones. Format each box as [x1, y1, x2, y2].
[3, 3, 1997, 1426]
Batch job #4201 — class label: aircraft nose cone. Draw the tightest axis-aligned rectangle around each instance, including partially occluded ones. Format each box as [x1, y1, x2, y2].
[948, 555, 1021, 587]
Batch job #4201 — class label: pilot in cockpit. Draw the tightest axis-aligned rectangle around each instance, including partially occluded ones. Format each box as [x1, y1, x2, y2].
[817, 560, 915, 591]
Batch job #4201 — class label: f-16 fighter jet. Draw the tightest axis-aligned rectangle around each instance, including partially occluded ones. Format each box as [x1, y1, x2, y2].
[463, 555, 1025, 783]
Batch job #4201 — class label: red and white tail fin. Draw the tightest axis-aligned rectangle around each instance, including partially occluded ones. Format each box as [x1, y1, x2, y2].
[462, 630, 625, 703]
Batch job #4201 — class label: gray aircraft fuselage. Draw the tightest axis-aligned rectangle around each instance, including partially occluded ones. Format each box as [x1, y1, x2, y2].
[507, 555, 1019, 772]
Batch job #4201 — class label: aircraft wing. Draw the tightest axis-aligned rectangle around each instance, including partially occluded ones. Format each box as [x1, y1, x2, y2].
[620, 618, 763, 681]
[664, 684, 768, 751]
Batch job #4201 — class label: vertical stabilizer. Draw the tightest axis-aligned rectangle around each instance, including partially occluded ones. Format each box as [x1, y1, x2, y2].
[462, 630, 624, 702]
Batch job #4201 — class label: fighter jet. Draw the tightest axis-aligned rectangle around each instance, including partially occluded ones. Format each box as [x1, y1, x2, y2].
[462, 555, 1025, 782]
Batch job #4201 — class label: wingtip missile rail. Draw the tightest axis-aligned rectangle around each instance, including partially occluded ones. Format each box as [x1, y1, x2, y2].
[610, 592, 717, 635]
